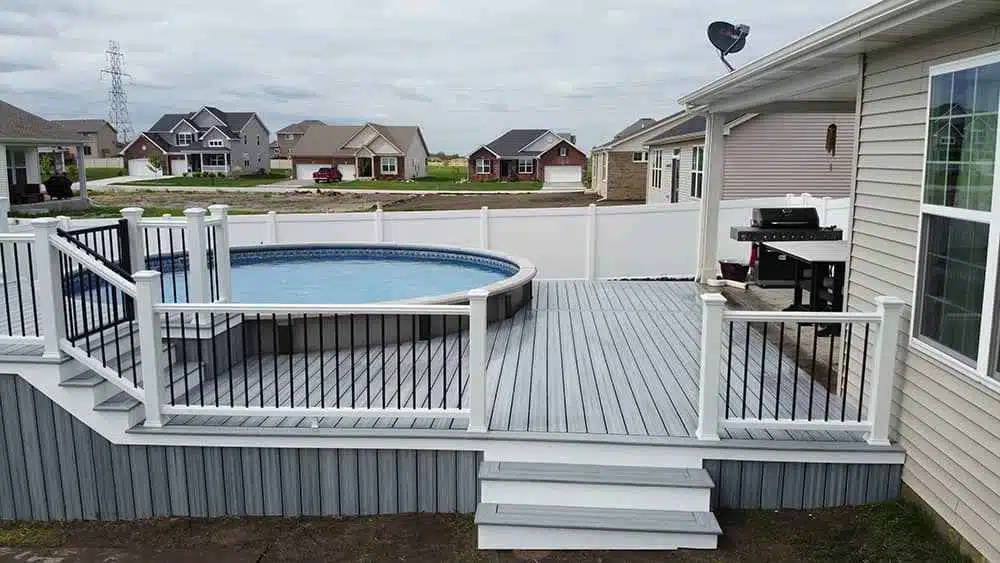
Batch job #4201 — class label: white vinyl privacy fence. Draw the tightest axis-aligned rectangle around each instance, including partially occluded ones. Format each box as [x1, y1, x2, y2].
[7, 194, 848, 280]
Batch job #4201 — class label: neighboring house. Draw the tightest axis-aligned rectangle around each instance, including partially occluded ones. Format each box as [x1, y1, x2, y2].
[0, 99, 88, 203]
[121, 106, 270, 177]
[468, 129, 587, 188]
[50, 119, 118, 157]
[273, 119, 326, 159]
[680, 0, 1000, 560]
[591, 114, 687, 200]
[290, 122, 429, 181]
[645, 112, 855, 204]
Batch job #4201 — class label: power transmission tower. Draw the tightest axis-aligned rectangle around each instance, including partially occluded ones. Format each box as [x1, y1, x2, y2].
[100, 40, 134, 145]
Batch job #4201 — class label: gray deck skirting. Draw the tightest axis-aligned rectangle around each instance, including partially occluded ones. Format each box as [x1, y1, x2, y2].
[0, 373, 902, 521]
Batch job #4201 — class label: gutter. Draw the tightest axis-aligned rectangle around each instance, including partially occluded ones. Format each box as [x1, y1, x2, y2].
[0, 137, 86, 145]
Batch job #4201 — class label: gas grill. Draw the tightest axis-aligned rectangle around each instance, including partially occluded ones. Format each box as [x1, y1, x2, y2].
[731, 207, 844, 287]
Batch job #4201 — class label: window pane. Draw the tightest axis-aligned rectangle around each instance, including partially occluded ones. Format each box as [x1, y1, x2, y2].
[975, 62, 1000, 114]
[930, 74, 954, 117]
[917, 214, 988, 362]
[953, 68, 976, 115]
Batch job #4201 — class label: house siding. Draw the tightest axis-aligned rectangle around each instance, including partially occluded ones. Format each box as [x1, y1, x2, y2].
[95, 123, 117, 157]
[604, 151, 648, 200]
[538, 141, 586, 182]
[406, 133, 428, 179]
[231, 115, 270, 174]
[467, 148, 499, 182]
[846, 20, 1000, 562]
[592, 151, 609, 196]
[121, 136, 166, 163]
[374, 156, 405, 180]
[648, 140, 703, 204]
[722, 113, 855, 198]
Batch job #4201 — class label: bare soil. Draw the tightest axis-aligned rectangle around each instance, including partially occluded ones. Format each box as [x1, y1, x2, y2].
[89, 190, 618, 215]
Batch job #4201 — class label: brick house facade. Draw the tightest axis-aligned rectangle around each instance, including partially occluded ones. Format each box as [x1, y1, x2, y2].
[468, 131, 587, 184]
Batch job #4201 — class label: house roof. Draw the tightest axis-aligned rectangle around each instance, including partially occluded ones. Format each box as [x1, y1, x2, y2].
[0, 99, 84, 144]
[614, 118, 656, 141]
[677, 0, 1000, 112]
[147, 109, 259, 138]
[292, 123, 423, 158]
[50, 118, 116, 134]
[484, 129, 550, 157]
[277, 120, 326, 135]
[646, 115, 708, 144]
[593, 111, 688, 151]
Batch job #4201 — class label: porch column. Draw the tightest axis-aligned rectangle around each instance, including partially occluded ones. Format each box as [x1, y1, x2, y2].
[25, 147, 40, 184]
[694, 112, 727, 283]
[0, 144, 7, 200]
[75, 145, 88, 200]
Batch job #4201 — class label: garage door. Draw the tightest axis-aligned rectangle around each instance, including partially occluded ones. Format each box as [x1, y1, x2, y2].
[128, 158, 160, 177]
[170, 158, 188, 175]
[338, 164, 357, 181]
[296, 164, 326, 180]
[544, 165, 582, 184]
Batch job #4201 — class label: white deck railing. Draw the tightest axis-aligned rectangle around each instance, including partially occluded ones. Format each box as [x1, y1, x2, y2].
[697, 293, 904, 446]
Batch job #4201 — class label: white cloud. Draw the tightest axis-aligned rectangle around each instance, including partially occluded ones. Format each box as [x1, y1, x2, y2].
[0, 0, 878, 152]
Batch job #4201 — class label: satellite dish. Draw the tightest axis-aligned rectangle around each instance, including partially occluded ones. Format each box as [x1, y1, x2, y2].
[707, 21, 750, 72]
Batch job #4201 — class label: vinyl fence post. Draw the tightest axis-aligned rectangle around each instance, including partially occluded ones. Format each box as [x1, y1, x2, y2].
[31, 218, 66, 359]
[0, 197, 8, 234]
[819, 196, 831, 227]
[867, 296, 904, 446]
[120, 207, 145, 274]
[374, 203, 384, 243]
[467, 289, 490, 433]
[585, 203, 597, 280]
[266, 211, 278, 244]
[696, 293, 727, 441]
[208, 204, 232, 302]
[479, 206, 490, 249]
[184, 207, 210, 304]
[134, 270, 165, 428]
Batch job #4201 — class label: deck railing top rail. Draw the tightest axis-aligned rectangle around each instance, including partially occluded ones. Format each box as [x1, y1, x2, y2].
[722, 309, 882, 323]
[153, 301, 476, 316]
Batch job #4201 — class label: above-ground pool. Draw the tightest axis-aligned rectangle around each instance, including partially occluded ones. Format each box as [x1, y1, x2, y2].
[155, 244, 535, 307]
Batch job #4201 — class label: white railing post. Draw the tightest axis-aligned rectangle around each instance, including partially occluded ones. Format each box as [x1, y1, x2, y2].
[819, 196, 831, 226]
[120, 207, 145, 274]
[479, 206, 490, 249]
[31, 218, 65, 359]
[696, 293, 727, 441]
[266, 211, 278, 244]
[55, 215, 71, 232]
[0, 197, 9, 234]
[184, 207, 210, 304]
[208, 204, 232, 302]
[374, 203, 384, 243]
[467, 289, 490, 433]
[866, 296, 905, 446]
[584, 203, 597, 281]
[134, 270, 165, 428]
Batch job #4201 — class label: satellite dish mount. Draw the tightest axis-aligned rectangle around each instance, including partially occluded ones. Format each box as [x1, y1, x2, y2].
[707, 21, 750, 72]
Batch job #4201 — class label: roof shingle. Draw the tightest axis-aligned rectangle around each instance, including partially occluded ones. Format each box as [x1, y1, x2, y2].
[0, 100, 84, 143]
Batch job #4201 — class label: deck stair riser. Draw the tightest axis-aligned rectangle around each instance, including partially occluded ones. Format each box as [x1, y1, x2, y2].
[479, 461, 713, 512]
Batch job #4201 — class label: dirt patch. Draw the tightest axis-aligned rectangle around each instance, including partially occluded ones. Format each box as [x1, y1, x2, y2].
[0, 501, 969, 562]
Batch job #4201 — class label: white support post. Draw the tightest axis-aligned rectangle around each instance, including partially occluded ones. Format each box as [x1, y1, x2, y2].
[479, 206, 490, 249]
[75, 145, 88, 201]
[120, 207, 145, 274]
[55, 215, 71, 232]
[134, 270, 165, 428]
[866, 296, 905, 446]
[266, 211, 278, 244]
[0, 197, 8, 234]
[694, 112, 726, 283]
[584, 203, 597, 281]
[696, 293, 727, 441]
[208, 204, 232, 302]
[31, 219, 66, 359]
[184, 207, 210, 304]
[819, 196, 831, 226]
[374, 203, 384, 243]
[467, 289, 490, 433]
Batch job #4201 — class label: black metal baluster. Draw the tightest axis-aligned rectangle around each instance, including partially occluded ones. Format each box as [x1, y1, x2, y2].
[824, 327, 836, 421]
[165, 310, 176, 405]
[179, 313, 190, 405]
[442, 317, 447, 409]
[93, 266, 108, 366]
[741, 321, 750, 419]
[350, 314, 356, 409]
[808, 327, 819, 421]
[167, 229, 179, 303]
[241, 314, 250, 408]
[396, 315, 402, 410]
[724, 322, 734, 418]
[412, 315, 417, 409]
[335, 315, 341, 408]
[195, 313, 206, 406]
[180, 229, 189, 302]
[272, 314, 279, 408]
[758, 323, 767, 420]
[303, 314, 310, 408]
[365, 315, 371, 408]
[457, 316, 463, 409]
[319, 313, 325, 408]
[380, 315, 386, 409]
[210, 312, 219, 407]
[225, 313, 234, 408]
[841, 323, 853, 422]
[427, 316, 432, 410]
[774, 323, 785, 421]
[11, 242, 26, 336]
[256, 313, 264, 408]
[26, 244, 38, 337]
[0, 242, 12, 336]
[791, 324, 802, 420]
[287, 313, 293, 407]
[858, 323, 871, 423]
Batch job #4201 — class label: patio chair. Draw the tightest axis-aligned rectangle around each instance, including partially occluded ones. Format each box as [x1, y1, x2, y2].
[10, 183, 44, 205]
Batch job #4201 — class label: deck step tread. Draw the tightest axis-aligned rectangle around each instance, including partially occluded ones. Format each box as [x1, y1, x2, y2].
[475, 503, 721, 535]
[94, 391, 141, 412]
[59, 371, 105, 388]
[480, 461, 714, 488]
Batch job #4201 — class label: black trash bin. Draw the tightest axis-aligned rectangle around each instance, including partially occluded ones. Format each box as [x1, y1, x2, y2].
[719, 260, 749, 283]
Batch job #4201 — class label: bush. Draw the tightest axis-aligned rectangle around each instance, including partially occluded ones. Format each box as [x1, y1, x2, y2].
[182, 172, 189, 177]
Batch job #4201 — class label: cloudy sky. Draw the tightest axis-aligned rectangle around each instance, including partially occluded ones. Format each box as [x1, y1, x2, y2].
[0, 0, 877, 152]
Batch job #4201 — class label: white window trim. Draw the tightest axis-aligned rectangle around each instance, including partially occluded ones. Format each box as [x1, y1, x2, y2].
[632, 151, 648, 163]
[475, 158, 491, 175]
[207, 139, 225, 148]
[176, 132, 193, 146]
[517, 159, 534, 174]
[690, 146, 705, 198]
[558, 147, 568, 157]
[909, 49, 1000, 391]
[380, 156, 398, 175]
[650, 149, 663, 189]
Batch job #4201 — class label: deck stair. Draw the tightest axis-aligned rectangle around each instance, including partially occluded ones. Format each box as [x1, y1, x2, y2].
[475, 460, 721, 550]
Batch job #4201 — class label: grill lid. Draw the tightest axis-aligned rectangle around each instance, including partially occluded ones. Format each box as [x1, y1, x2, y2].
[751, 207, 820, 229]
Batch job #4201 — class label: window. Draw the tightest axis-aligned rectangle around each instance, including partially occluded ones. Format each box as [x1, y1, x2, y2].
[83, 145, 92, 156]
[690, 146, 705, 198]
[243, 152, 250, 168]
[202, 153, 226, 166]
[517, 159, 534, 174]
[476, 158, 491, 174]
[913, 52, 1000, 383]
[257, 135, 261, 146]
[176, 132, 193, 146]
[632, 151, 648, 163]
[381, 156, 398, 175]
[559, 146, 568, 157]
[286, 134, 295, 140]
[207, 139, 224, 148]
[650, 149, 664, 189]
[5, 148, 27, 186]
[242, 134, 246, 144]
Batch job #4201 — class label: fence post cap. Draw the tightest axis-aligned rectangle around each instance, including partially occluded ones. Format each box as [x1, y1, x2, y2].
[120, 207, 144, 217]
[468, 288, 490, 299]
[183, 207, 207, 217]
[700, 292, 727, 305]
[266, 210, 277, 216]
[208, 204, 230, 215]
[875, 295, 905, 309]
[480, 206, 489, 212]
[132, 270, 162, 281]
[31, 217, 60, 229]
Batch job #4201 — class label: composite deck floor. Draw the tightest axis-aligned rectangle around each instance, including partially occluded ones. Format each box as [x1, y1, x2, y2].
[161, 281, 866, 442]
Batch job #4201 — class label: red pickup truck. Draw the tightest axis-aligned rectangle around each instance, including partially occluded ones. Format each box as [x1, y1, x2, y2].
[312, 166, 343, 183]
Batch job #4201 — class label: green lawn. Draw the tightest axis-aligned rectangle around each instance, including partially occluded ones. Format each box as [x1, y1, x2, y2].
[332, 164, 542, 191]
[117, 171, 290, 187]
[83, 167, 127, 181]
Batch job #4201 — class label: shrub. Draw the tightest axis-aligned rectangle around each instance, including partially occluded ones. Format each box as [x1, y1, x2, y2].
[182, 172, 189, 177]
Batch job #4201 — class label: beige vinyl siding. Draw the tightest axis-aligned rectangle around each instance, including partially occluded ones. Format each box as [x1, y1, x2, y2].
[722, 113, 854, 198]
[846, 19, 1000, 562]
[650, 140, 702, 203]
